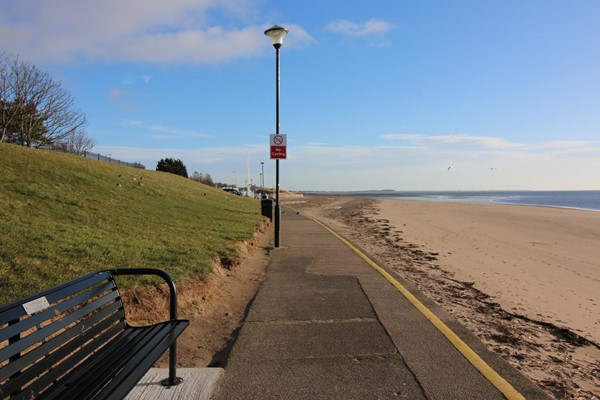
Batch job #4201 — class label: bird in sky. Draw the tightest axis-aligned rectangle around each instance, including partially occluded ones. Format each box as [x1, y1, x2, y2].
[447, 166, 452, 171]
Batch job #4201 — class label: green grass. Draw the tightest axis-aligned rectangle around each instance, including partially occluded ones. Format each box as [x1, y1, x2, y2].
[0, 142, 263, 304]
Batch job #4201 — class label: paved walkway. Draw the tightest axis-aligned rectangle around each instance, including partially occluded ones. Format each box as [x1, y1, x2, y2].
[210, 209, 550, 400]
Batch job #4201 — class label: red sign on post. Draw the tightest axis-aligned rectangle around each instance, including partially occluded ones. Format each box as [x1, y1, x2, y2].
[270, 134, 287, 159]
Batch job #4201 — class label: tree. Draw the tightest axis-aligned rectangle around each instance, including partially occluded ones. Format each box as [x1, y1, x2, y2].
[57, 129, 97, 155]
[0, 52, 87, 148]
[190, 171, 214, 186]
[156, 158, 188, 178]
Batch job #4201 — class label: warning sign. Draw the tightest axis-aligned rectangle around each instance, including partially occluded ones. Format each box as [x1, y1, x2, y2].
[270, 134, 287, 160]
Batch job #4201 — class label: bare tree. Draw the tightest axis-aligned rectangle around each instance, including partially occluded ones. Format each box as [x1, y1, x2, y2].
[59, 129, 97, 155]
[190, 171, 214, 186]
[0, 53, 17, 143]
[0, 52, 87, 148]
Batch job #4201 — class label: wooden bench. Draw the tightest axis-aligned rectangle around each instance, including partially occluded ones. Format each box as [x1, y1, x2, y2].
[0, 268, 189, 400]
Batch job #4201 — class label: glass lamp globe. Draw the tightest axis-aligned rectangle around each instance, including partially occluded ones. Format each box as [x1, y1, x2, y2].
[264, 25, 288, 48]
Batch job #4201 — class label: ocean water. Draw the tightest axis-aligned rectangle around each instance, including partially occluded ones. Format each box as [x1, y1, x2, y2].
[319, 191, 600, 211]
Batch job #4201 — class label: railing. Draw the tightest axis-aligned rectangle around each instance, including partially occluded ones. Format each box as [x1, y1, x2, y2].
[44, 146, 146, 169]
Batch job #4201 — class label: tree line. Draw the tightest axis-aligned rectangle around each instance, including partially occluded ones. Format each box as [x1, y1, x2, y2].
[0, 52, 95, 154]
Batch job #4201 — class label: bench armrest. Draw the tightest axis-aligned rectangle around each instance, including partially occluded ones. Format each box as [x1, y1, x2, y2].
[108, 268, 179, 321]
[108, 268, 183, 387]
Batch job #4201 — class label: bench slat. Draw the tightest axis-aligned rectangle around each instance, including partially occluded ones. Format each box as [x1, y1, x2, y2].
[95, 322, 188, 400]
[1, 302, 124, 390]
[0, 281, 116, 343]
[0, 290, 121, 364]
[10, 321, 127, 399]
[39, 322, 188, 400]
[0, 272, 112, 324]
[45, 325, 152, 399]
[47, 324, 164, 398]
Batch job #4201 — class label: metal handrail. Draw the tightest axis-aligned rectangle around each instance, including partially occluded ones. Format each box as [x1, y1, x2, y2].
[109, 268, 182, 386]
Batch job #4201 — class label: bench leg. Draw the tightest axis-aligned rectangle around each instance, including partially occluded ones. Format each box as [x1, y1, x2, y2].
[160, 343, 183, 387]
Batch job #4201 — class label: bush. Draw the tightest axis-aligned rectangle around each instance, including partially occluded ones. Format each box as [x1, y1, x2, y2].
[156, 158, 188, 178]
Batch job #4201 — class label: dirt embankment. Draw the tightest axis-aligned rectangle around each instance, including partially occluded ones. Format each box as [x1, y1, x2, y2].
[121, 221, 273, 367]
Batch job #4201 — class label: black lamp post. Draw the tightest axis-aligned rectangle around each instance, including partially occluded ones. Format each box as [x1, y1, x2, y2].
[265, 25, 288, 248]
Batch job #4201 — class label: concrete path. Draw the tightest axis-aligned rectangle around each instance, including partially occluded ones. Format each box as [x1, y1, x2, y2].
[210, 209, 551, 400]
[126, 368, 223, 400]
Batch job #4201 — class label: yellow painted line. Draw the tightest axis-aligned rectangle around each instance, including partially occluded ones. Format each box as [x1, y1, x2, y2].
[312, 218, 526, 400]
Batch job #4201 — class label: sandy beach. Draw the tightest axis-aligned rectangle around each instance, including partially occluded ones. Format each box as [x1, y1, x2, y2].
[292, 196, 600, 399]
[377, 200, 600, 343]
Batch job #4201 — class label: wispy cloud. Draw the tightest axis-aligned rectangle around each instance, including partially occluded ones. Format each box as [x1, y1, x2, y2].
[382, 133, 600, 155]
[0, 0, 315, 64]
[109, 88, 138, 115]
[94, 134, 600, 191]
[122, 75, 153, 85]
[325, 18, 394, 48]
[540, 140, 600, 149]
[383, 133, 520, 149]
[125, 120, 212, 139]
[288, 139, 600, 190]
[325, 19, 394, 37]
[282, 23, 319, 49]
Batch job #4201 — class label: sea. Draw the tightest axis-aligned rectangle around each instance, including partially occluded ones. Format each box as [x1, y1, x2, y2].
[305, 191, 600, 212]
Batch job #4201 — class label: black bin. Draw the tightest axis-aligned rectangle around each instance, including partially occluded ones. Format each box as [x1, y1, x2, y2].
[261, 198, 274, 220]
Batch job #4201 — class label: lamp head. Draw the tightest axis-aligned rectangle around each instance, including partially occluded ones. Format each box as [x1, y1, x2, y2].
[264, 25, 288, 49]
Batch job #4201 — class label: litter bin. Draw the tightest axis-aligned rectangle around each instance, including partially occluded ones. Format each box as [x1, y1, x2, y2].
[261, 198, 274, 220]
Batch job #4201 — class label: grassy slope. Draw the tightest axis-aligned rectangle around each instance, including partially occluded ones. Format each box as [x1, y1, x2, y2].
[0, 143, 262, 304]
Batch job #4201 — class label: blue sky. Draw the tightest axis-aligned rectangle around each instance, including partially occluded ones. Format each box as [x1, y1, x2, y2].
[2, 0, 599, 191]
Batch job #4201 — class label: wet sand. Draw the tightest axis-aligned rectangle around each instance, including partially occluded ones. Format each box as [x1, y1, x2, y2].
[292, 196, 600, 399]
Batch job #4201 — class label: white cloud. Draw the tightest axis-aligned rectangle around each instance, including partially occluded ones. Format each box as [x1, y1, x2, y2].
[383, 133, 520, 149]
[281, 135, 599, 190]
[428, 135, 518, 148]
[381, 133, 424, 142]
[109, 88, 138, 114]
[95, 134, 600, 191]
[281, 23, 319, 49]
[0, 0, 315, 64]
[382, 133, 600, 158]
[540, 140, 600, 149]
[284, 141, 600, 191]
[325, 19, 394, 37]
[124, 120, 212, 139]
[122, 75, 153, 85]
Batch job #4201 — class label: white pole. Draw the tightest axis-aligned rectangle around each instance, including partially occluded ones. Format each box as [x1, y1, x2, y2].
[246, 151, 251, 197]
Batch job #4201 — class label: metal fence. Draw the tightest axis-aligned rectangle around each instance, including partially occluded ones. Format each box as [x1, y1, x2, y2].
[44, 146, 146, 169]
